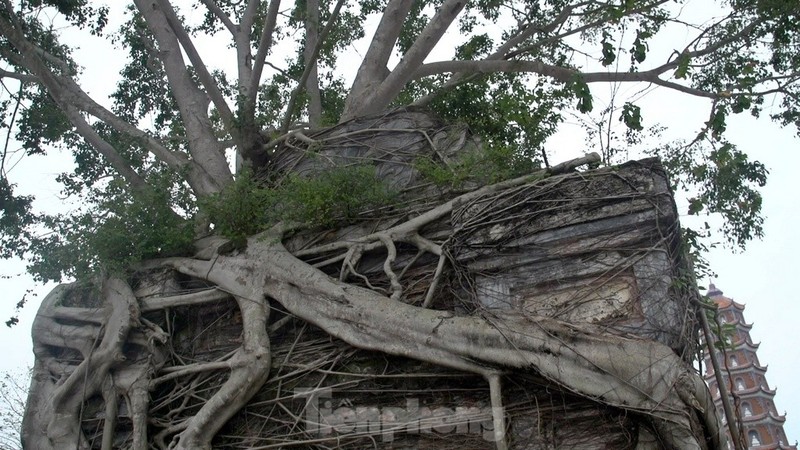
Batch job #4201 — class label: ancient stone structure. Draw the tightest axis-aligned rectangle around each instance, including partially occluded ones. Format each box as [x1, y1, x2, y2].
[23, 111, 722, 449]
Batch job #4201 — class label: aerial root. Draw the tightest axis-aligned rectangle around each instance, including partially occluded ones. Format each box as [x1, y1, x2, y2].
[339, 246, 363, 281]
[101, 376, 118, 450]
[486, 372, 508, 450]
[127, 381, 150, 450]
[302, 227, 447, 305]
[377, 234, 403, 300]
[421, 252, 447, 308]
[151, 256, 273, 450]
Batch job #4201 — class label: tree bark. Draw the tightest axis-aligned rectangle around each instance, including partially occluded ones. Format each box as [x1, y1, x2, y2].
[305, 0, 322, 127]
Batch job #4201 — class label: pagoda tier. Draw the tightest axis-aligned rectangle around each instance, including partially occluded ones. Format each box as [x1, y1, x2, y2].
[703, 284, 797, 450]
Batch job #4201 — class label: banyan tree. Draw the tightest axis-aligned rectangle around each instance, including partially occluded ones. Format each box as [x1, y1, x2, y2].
[1, 1, 794, 449]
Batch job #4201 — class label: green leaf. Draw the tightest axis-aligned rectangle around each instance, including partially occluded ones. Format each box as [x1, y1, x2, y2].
[674, 53, 691, 79]
[568, 75, 593, 113]
[620, 103, 643, 131]
[630, 30, 651, 65]
[601, 32, 616, 66]
[708, 105, 728, 139]
[688, 197, 704, 215]
[731, 96, 752, 114]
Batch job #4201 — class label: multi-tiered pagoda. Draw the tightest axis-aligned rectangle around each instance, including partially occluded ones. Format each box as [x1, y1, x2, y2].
[703, 284, 796, 449]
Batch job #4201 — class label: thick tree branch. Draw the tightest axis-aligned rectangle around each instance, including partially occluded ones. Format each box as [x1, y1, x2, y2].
[199, 0, 236, 35]
[134, 0, 232, 195]
[241, 0, 260, 30]
[412, 5, 578, 107]
[351, 0, 469, 118]
[0, 19, 165, 192]
[157, 0, 237, 136]
[59, 84, 209, 181]
[0, 68, 37, 82]
[0, 3, 76, 76]
[248, 0, 282, 104]
[0, 20, 226, 196]
[413, 59, 718, 98]
[1, 20, 177, 167]
[2, 4, 235, 197]
[279, 0, 345, 133]
[305, 0, 322, 127]
[232, 0, 281, 167]
[62, 106, 151, 190]
[342, 0, 415, 119]
[233, 0, 260, 107]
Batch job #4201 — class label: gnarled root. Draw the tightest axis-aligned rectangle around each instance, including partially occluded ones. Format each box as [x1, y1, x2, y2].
[157, 253, 273, 449]
[167, 294, 271, 450]
[159, 228, 715, 450]
[22, 277, 140, 450]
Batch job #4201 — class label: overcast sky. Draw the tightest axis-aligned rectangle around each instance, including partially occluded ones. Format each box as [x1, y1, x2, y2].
[1, 1, 798, 445]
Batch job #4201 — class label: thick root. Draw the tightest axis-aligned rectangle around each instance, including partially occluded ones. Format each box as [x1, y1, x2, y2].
[169, 294, 271, 450]
[161, 230, 714, 450]
[22, 278, 140, 450]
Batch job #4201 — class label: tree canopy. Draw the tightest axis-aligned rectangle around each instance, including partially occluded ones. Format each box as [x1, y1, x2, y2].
[0, 0, 795, 280]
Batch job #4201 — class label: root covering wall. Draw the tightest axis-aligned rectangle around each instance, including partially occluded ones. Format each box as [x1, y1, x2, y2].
[22, 111, 723, 449]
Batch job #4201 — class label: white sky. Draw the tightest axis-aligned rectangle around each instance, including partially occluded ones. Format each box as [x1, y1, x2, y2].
[1, 1, 798, 445]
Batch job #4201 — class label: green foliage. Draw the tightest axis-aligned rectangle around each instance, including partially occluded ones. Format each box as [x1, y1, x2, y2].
[0, 179, 36, 260]
[568, 75, 594, 113]
[203, 165, 395, 240]
[674, 53, 691, 79]
[704, 301, 738, 351]
[656, 141, 768, 248]
[600, 31, 616, 67]
[2, 159, 198, 283]
[25, 0, 108, 32]
[200, 168, 273, 242]
[319, 76, 348, 126]
[275, 165, 394, 227]
[16, 89, 73, 155]
[26, 180, 195, 282]
[420, 73, 569, 168]
[620, 103, 643, 131]
[711, 322, 738, 351]
[415, 143, 535, 189]
[630, 30, 651, 65]
[111, 10, 178, 130]
[707, 105, 728, 140]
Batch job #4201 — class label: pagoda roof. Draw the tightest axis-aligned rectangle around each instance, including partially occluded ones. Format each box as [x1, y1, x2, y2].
[703, 360, 768, 379]
[730, 338, 761, 352]
[708, 283, 747, 311]
[742, 409, 787, 424]
[727, 360, 768, 373]
[751, 444, 799, 450]
[736, 383, 778, 398]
